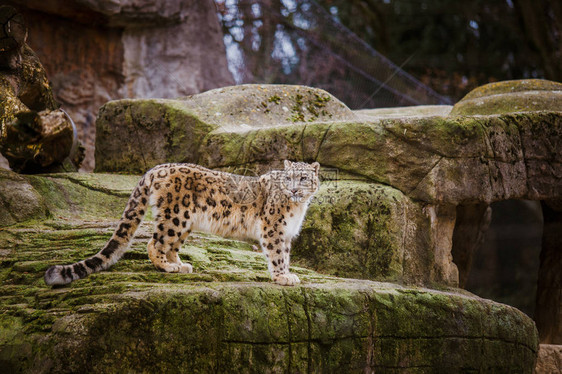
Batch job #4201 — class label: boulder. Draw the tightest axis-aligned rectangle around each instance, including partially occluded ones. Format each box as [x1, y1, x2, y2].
[94, 85, 354, 174]
[0, 172, 539, 373]
[293, 181, 434, 285]
[451, 79, 562, 115]
[1, 109, 82, 173]
[0, 168, 47, 226]
[179, 84, 356, 128]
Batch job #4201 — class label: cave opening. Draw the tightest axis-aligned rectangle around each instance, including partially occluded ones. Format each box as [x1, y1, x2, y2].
[453, 200, 543, 317]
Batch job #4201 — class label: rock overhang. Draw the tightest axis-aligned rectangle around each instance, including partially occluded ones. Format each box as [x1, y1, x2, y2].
[95, 83, 562, 206]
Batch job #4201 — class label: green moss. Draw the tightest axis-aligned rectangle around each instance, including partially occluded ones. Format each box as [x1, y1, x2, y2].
[26, 175, 132, 220]
[95, 99, 218, 173]
[289, 94, 306, 122]
[293, 181, 408, 282]
[165, 102, 216, 163]
[315, 121, 392, 184]
[306, 93, 332, 118]
[198, 130, 250, 168]
[45, 173, 141, 196]
[288, 93, 333, 123]
[267, 95, 281, 104]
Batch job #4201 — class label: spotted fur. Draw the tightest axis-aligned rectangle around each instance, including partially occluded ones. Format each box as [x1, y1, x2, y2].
[44, 160, 320, 286]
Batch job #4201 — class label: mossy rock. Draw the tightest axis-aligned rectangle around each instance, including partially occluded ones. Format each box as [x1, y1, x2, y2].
[451, 79, 562, 115]
[293, 181, 433, 285]
[25, 172, 141, 221]
[94, 99, 216, 174]
[95, 85, 354, 174]
[0, 171, 539, 372]
[0, 277, 539, 373]
[0, 168, 48, 226]
[182, 84, 355, 128]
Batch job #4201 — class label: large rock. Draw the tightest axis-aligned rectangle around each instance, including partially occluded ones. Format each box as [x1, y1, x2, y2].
[8, 0, 233, 171]
[0, 172, 539, 372]
[0, 168, 47, 226]
[293, 181, 434, 285]
[94, 98, 216, 174]
[94, 85, 355, 174]
[451, 79, 562, 115]
[177, 84, 356, 128]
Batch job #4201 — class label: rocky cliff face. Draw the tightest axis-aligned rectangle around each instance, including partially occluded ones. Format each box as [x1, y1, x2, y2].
[6, 0, 234, 171]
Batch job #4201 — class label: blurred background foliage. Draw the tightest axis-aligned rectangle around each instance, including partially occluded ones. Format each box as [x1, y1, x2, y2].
[215, 0, 561, 107]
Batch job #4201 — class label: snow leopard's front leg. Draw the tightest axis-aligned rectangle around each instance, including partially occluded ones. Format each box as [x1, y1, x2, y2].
[260, 234, 300, 286]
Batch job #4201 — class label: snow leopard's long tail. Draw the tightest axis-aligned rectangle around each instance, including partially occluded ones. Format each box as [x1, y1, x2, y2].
[44, 175, 150, 286]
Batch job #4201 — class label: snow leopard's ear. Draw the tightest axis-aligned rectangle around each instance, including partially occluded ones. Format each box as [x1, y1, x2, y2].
[311, 162, 320, 174]
[283, 160, 292, 169]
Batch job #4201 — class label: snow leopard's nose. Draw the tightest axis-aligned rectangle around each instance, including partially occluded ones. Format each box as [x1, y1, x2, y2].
[291, 189, 298, 195]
